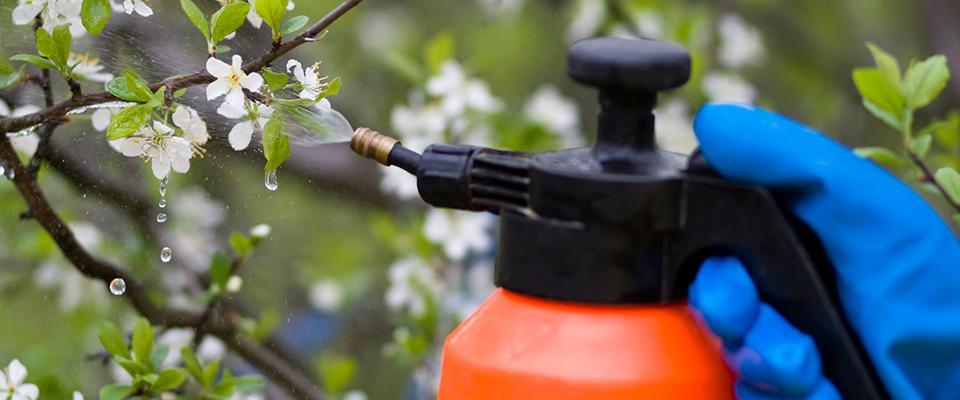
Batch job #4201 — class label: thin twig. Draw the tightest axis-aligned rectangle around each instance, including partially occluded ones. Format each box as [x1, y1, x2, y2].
[908, 150, 960, 214]
[0, 0, 365, 135]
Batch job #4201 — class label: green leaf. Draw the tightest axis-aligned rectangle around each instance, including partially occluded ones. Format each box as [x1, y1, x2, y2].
[210, 251, 231, 289]
[261, 67, 289, 91]
[231, 375, 266, 393]
[853, 68, 905, 115]
[173, 87, 187, 98]
[254, 0, 289, 38]
[903, 54, 950, 110]
[913, 134, 933, 159]
[211, 1, 250, 43]
[0, 67, 24, 89]
[150, 345, 170, 370]
[261, 110, 289, 172]
[10, 54, 57, 70]
[81, 0, 111, 35]
[935, 167, 960, 204]
[381, 51, 424, 83]
[180, 0, 211, 41]
[124, 70, 154, 102]
[230, 232, 253, 259]
[853, 146, 906, 168]
[423, 33, 455, 74]
[933, 112, 960, 149]
[317, 77, 341, 98]
[106, 104, 152, 140]
[0, 58, 11, 75]
[861, 99, 902, 131]
[131, 318, 154, 364]
[279, 15, 308, 36]
[180, 347, 204, 384]
[953, 214, 960, 226]
[319, 354, 357, 394]
[865, 42, 900, 88]
[98, 321, 131, 359]
[152, 368, 188, 391]
[116, 357, 146, 376]
[202, 358, 221, 388]
[105, 77, 141, 102]
[212, 375, 237, 397]
[36, 26, 71, 70]
[99, 384, 134, 400]
[139, 373, 159, 386]
[251, 309, 280, 341]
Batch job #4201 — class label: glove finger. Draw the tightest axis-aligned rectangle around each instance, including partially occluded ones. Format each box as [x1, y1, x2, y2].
[694, 103, 960, 398]
[689, 255, 759, 345]
[726, 305, 822, 395]
[736, 378, 841, 400]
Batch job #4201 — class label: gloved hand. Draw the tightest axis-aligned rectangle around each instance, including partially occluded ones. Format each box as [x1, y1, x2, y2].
[687, 104, 960, 400]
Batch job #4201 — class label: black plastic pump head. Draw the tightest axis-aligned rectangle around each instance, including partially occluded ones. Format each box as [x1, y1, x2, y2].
[568, 37, 690, 170]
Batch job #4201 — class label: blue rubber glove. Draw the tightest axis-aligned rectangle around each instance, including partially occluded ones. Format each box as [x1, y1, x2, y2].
[687, 103, 960, 400]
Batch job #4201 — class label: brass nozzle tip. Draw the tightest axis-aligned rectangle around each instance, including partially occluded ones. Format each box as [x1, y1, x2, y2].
[351, 127, 399, 166]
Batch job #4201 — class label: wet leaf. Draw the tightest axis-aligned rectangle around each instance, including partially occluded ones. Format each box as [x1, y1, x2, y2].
[210, 251, 231, 289]
[211, 1, 250, 43]
[10, 54, 57, 70]
[853, 146, 906, 168]
[254, 0, 289, 38]
[180, 0, 210, 41]
[81, 0, 111, 36]
[106, 77, 143, 102]
[124, 70, 154, 102]
[99, 384, 134, 400]
[935, 167, 960, 204]
[106, 104, 151, 140]
[279, 15, 309, 36]
[202, 358, 221, 387]
[180, 347, 204, 385]
[261, 67, 289, 91]
[853, 68, 904, 115]
[861, 99, 902, 131]
[261, 110, 289, 172]
[913, 134, 933, 159]
[230, 232, 253, 259]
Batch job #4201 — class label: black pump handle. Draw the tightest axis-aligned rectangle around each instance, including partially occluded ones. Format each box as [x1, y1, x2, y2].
[669, 173, 888, 399]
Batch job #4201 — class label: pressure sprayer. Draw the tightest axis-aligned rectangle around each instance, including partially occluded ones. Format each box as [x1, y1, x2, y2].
[350, 37, 887, 399]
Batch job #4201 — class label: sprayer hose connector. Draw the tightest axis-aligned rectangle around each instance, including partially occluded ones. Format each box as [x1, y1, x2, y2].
[351, 127, 398, 165]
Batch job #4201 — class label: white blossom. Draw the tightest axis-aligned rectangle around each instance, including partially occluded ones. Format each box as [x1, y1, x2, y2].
[717, 14, 765, 69]
[423, 209, 493, 261]
[0, 359, 39, 400]
[286, 59, 324, 100]
[246, 0, 295, 28]
[73, 391, 83, 400]
[634, 10, 663, 38]
[379, 164, 419, 200]
[308, 279, 344, 312]
[523, 84, 582, 146]
[217, 101, 273, 151]
[154, 328, 226, 369]
[426, 61, 502, 117]
[250, 223, 271, 238]
[122, 0, 152, 17]
[389, 93, 446, 152]
[13, 0, 86, 37]
[109, 121, 193, 179]
[343, 390, 368, 400]
[206, 55, 264, 106]
[0, 101, 41, 157]
[225, 276, 243, 292]
[68, 53, 113, 82]
[566, 0, 605, 42]
[702, 72, 757, 104]
[654, 99, 697, 154]
[91, 108, 117, 131]
[385, 257, 440, 317]
[172, 105, 210, 150]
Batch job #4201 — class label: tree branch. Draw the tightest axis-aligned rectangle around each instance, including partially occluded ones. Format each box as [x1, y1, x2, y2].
[0, 0, 365, 135]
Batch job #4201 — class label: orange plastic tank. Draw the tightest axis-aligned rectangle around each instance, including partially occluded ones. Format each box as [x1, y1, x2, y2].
[437, 288, 734, 399]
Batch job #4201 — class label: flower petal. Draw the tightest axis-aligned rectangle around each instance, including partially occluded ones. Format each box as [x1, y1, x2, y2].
[110, 137, 147, 157]
[15, 384, 39, 400]
[224, 87, 246, 106]
[231, 55, 244, 72]
[239, 72, 264, 92]
[286, 59, 302, 74]
[205, 57, 232, 78]
[152, 121, 173, 134]
[134, 1, 153, 17]
[228, 122, 254, 150]
[217, 102, 246, 119]
[7, 359, 27, 385]
[206, 79, 230, 100]
[170, 154, 190, 173]
[151, 155, 171, 179]
[123, 0, 134, 14]
[12, 3, 44, 25]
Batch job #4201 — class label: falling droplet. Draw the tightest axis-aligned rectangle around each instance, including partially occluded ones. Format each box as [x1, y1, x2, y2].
[156, 212, 168, 223]
[109, 278, 127, 295]
[160, 246, 172, 263]
[159, 176, 168, 197]
[265, 170, 278, 191]
[158, 198, 166, 208]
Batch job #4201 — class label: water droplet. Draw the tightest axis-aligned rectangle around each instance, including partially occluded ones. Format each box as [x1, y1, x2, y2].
[158, 198, 166, 208]
[0, 164, 5, 178]
[265, 170, 278, 191]
[159, 176, 168, 197]
[156, 212, 167, 223]
[109, 278, 126, 295]
[5, 167, 14, 180]
[160, 247, 172, 263]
